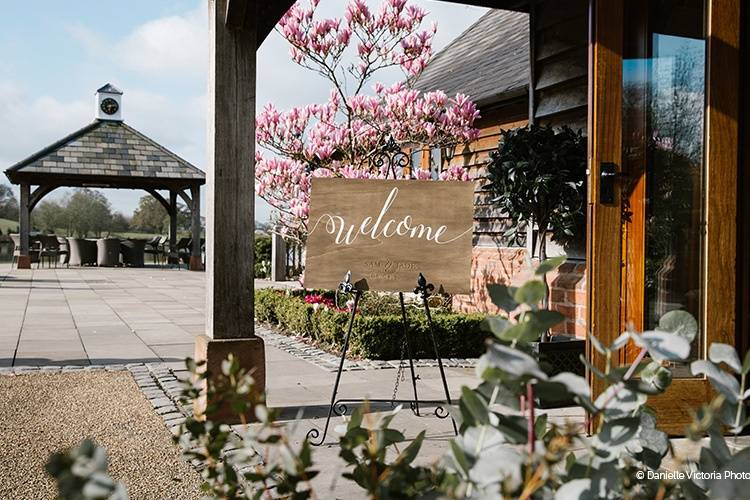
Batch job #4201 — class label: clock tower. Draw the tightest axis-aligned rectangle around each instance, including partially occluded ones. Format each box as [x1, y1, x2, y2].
[95, 83, 123, 121]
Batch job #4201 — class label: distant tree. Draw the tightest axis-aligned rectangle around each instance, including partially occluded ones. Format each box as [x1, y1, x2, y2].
[110, 212, 130, 233]
[169, 202, 191, 233]
[66, 189, 112, 237]
[130, 196, 168, 233]
[33, 200, 67, 233]
[0, 184, 19, 220]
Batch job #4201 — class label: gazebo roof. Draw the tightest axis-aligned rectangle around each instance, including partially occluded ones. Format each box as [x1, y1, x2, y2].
[4, 119, 204, 189]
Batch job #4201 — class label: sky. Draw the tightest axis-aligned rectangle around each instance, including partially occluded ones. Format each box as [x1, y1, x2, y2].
[0, 0, 488, 221]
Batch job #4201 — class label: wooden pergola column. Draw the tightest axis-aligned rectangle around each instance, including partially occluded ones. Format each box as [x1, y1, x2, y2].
[189, 185, 203, 271]
[168, 190, 178, 256]
[194, 0, 264, 422]
[17, 183, 31, 269]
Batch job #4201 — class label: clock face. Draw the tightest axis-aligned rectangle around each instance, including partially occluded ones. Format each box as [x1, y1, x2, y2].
[100, 98, 119, 115]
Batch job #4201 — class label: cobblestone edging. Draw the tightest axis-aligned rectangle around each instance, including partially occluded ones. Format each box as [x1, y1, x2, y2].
[255, 324, 478, 372]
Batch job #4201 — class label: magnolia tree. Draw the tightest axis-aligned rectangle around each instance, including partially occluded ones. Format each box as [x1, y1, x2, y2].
[256, 0, 481, 241]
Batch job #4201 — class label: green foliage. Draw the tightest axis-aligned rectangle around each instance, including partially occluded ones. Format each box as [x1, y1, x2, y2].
[254, 289, 487, 359]
[130, 195, 190, 234]
[0, 184, 19, 220]
[66, 189, 114, 237]
[338, 405, 435, 497]
[46, 439, 128, 499]
[33, 199, 68, 233]
[175, 356, 318, 499]
[254, 235, 272, 278]
[485, 125, 586, 255]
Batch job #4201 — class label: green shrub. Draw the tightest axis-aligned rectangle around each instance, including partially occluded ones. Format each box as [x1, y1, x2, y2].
[254, 288, 283, 323]
[254, 291, 488, 359]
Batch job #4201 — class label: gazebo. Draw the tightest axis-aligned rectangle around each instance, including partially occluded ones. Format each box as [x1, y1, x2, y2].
[3, 84, 205, 270]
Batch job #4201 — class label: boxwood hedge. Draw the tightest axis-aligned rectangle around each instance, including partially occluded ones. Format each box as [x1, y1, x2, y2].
[254, 289, 488, 360]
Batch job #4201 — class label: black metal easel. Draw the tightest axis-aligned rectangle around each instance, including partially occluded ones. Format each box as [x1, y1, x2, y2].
[306, 139, 458, 447]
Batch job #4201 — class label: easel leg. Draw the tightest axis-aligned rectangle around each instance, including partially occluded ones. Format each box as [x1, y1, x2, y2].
[307, 289, 362, 446]
[399, 292, 420, 416]
[421, 295, 459, 436]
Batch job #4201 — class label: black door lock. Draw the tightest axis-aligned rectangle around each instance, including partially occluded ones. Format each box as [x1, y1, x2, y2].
[600, 162, 624, 204]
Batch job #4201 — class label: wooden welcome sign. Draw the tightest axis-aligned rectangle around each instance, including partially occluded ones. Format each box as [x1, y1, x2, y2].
[304, 178, 474, 293]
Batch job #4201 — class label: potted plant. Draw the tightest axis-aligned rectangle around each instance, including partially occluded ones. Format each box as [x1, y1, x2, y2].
[484, 125, 586, 393]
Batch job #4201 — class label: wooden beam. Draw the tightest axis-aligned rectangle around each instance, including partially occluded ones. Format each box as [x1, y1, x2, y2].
[145, 188, 175, 215]
[206, 0, 257, 339]
[190, 185, 203, 271]
[256, 1, 295, 45]
[19, 183, 30, 256]
[169, 190, 178, 253]
[177, 189, 192, 208]
[225, 0, 249, 29]
[29, 185, 60, 211]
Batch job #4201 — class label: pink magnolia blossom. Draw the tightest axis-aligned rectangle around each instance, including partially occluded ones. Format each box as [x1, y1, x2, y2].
[260, 0, 481, 241]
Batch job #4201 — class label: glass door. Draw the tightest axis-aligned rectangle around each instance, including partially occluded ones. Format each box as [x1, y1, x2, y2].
[588, 0, 739, 434]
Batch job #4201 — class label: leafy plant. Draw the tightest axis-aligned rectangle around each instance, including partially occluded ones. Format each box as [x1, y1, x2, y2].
[485, 125, 586, 260]
[46, 439, 128, 499]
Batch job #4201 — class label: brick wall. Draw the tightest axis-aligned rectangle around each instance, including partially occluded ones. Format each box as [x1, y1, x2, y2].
[453, 247, 587, 339]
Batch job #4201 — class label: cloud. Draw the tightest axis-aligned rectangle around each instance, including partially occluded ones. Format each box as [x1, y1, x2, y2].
[0, 81, 91, 169]
[66, 5, 207, 80]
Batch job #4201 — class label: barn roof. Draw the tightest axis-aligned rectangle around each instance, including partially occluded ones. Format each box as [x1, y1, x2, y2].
[4, 120, 204, 188]
[413, 9, 529, 108]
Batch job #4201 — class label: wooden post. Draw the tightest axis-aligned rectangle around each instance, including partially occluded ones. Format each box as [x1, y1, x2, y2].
[17, 183, 31, 269]
[169, 190, 178, 249]
[195, 0, 265, 423]
[271, 230, 287, 281]
[189, 185, 203, 271]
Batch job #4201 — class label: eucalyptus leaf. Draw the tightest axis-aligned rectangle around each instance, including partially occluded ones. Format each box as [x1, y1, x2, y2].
[594, 384, 647, 418]
[657, 309, 698, 343]
[629, 330, 691, 362]
[708, 343, 742, 374]
[691, 360, 740, 403]
[460, 387, 490, 425]
[514, 280, 547, 306]
[536, 256, 567, 275]
[555, 479, 593, 500]
[487, 284, 519, 313]
[479, 343, 547, 381]
[485, 316, 511, 338]
[639, 361, 672, 393]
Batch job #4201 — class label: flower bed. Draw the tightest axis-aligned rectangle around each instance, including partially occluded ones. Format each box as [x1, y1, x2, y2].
[254, 289, 488, 360]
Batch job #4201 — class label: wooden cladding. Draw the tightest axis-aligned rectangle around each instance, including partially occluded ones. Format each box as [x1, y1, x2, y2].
[531, 0, 589, 130]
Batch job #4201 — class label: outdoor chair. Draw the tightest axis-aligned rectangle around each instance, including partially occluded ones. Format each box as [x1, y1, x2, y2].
[56, 237, 69, 266]
[9, 234, 41, 269]
[37, 234, 61, 269]
[67, 238, 97, 266]
[96, 238, 121, 267]
[177, 237, 192, 265]
[9, 234, 21, 269]
[120, 239, 146, 267]
[144, 236, 166, 265]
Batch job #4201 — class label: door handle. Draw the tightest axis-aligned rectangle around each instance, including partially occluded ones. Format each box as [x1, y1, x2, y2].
[600, 162, 626, 204]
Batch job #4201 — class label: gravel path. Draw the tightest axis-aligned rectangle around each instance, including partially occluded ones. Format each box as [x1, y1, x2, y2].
[0, 371, 201, 499]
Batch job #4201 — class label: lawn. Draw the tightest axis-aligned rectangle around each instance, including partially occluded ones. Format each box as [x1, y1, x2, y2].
[0, 217, 17, 234]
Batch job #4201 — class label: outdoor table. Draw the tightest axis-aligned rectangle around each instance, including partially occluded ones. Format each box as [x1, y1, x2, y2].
[96, 238, 121, 267]
[120, 239, 147, 267]
[67, 238, 97, 266]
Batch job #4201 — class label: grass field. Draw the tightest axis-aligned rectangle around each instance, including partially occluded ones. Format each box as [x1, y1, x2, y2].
[0, 218, 18, 234]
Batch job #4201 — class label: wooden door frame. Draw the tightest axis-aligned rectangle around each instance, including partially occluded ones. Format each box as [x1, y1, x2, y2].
[586, 0, 740, 434]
